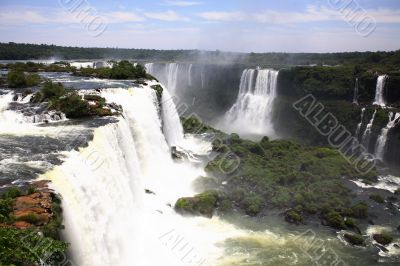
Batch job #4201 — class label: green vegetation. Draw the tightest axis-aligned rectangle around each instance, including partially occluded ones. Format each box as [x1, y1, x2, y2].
[323, 212, 346, 229]
[1, 43, 400, 70]
[0, 227, 68, 266]
[285, 210, 303, 224]
[7, 69, 40, 88]
[75, 60, 153, 80]
[369, 194, 385, 204]
[176, 117, 377, 229]
[187, 118, 376, 228]
[175, 190, 219, 218]
[0, 198, 14, 223]
[373, 232, 393, 245]
[181, 116, 225, 137]
[0, 186, 68, 265]
[5, 61, 76, 73]
[31, 81, 115, 118]
[150, 84, 163, 101]
[350, 203, 368, 219]
[344, 233, 365, 246]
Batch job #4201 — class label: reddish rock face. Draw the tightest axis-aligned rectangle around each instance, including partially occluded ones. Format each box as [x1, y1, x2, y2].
[14, 192, 52, 210]
[13, 221, 33, 229]
[12, 192, 53, 226]
[31, 180, 51, 190]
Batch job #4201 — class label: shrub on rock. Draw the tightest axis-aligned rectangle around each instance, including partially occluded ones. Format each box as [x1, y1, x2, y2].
[175, 191, 219, 218]
[344, 233, 365, 246]
[373, 232, 393, 245]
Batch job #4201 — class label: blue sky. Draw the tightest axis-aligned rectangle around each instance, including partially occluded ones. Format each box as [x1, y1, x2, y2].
[0, 0, 399, 52]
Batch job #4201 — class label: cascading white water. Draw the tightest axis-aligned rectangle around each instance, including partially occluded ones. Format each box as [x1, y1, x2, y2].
[361, 109, 377, 150]
[355, 108, 366, 139]
[146, 63, 181, 96]
[188, 64, 193, 86]
[200, 66, 205, 88]
[223, 68, 279, 137]
[145, 63, 154, 75]
[43, 87, 244, 266]
[373, 75, 388, 106]
[161, 88, 184, 147]
[353, 78, 359, 104]
[0, 90, 12, 112]
[166, 63, 179, 94]
[352, 107, 366, 152]
[374, 112, 400, 160]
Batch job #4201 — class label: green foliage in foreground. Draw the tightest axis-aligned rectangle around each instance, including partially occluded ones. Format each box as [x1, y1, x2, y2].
[0, 187, 68, 265]
[0, 227, 68, 266]
[7, 69, 40, 88]
[32, 81, 113, 118]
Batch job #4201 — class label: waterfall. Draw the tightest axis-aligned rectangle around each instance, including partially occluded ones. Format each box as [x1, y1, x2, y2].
[373, 75, 388, 106]
[166, 63, 179, 94]
[223, 68, 279, 137]
[146, 63, 180, 96]
[352, 107, 366, 152]
[188, 64, 193, 86]
[361, 109, 377, 150]
[353, 78, 359, 104]
[43, 87, 237, 266]
[200, 67, 205, 88]
[145, 63, 154, 74]
[0, 90, 12, 112]
[355, 108, 366, 139]
[161, 88, 184, 147]
[374, 112, 400, 160]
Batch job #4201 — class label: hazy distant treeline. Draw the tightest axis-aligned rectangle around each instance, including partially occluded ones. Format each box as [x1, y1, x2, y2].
[0, 42, 399, 68]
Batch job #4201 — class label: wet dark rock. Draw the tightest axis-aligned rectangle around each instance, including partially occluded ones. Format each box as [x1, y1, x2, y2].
[171, 146, 187, 160]
[145, 189, 155, 195]
[375, 244, 389, 253]
[373, 233, 393, 245]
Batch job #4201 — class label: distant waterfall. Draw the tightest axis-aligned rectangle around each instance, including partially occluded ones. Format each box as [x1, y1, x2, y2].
[374, 112, 400, 160]
[200, 66, 205, 88]
[145, 63, 180, 95]
[145, 63, 154, 74]
[361, 109, 377, 150]
[188, 64, 193, 86]
[373, 75, 388, 106]
[353, 78, 359, 104]
[352, 107, 366, 151]
[166, 63, 179, 94]
[223, 68, 279, 137]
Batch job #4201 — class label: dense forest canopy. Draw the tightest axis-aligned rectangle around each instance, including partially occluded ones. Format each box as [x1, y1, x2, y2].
[1, 42, 400, 68]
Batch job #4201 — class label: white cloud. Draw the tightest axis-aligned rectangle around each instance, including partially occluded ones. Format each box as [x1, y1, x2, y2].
[160, 1, 203, 7]
[144, 10, 189, 21]
[198, 5, 400, 25]
[0, 10, 48, 24]
[107, 12, 145, 22]
[198, 11, 247, 22]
